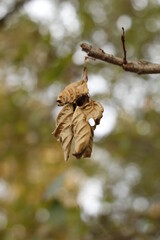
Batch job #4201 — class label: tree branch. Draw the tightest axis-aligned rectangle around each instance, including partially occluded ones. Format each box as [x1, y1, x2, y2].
[0, 0, 31, 28]
[80, 43, 160, 75]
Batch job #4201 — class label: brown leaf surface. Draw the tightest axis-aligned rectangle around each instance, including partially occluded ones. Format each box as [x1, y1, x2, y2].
[81, 100, 104, 125]
[72, 106, 92, 158]
[53, 104, 74, 161]
[57, 80, 89, 106]
[83, 127, 94, 158]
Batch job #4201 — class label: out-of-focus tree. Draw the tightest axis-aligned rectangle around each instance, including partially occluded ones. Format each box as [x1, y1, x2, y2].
[0, 0, 160, 239]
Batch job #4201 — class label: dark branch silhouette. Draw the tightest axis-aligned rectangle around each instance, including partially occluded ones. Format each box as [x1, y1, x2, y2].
[0, 0, 31, 28]
[121, 27, 127, 64]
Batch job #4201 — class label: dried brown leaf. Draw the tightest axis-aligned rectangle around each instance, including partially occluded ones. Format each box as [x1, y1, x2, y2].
[72, 107, 92, 158]
[53, 104, 74, 161]
[81, 100, 104, 125]
[57, 80, 89, 106]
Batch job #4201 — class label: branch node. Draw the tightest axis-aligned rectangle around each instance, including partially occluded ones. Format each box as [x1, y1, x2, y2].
[85, 56, 96, 61]
[121, 27, 127, 64]
[99, 48, 105, 54]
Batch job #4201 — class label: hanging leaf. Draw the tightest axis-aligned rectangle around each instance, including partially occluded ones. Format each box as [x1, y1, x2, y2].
[57, 80, 89, 106]
[53, 59, 104, 160]
[53, 104, 74, 161]
[72, 106, 92, 158]
[81, 100, 104, 125]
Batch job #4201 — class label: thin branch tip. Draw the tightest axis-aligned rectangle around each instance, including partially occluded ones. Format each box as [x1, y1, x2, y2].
[121, 27, 127, 64]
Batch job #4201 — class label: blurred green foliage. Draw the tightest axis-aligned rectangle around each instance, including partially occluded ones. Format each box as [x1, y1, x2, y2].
[0, 0, 160, 239]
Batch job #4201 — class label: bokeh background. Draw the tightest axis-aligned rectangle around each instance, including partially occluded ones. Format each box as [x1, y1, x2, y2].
[0, 0, 160, 239]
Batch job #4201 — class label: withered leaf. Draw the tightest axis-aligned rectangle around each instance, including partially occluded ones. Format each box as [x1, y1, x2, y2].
[72, 106, 92, 158]
[53, 104, 74, 161]
[57, 80, 89, 106]
[81, 100, 104, 125]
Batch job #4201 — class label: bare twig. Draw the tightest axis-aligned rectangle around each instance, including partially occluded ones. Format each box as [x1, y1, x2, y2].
[121, 27, 127, 64]
[80, 43, 160, 74]
[0, 0, 31, 28]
